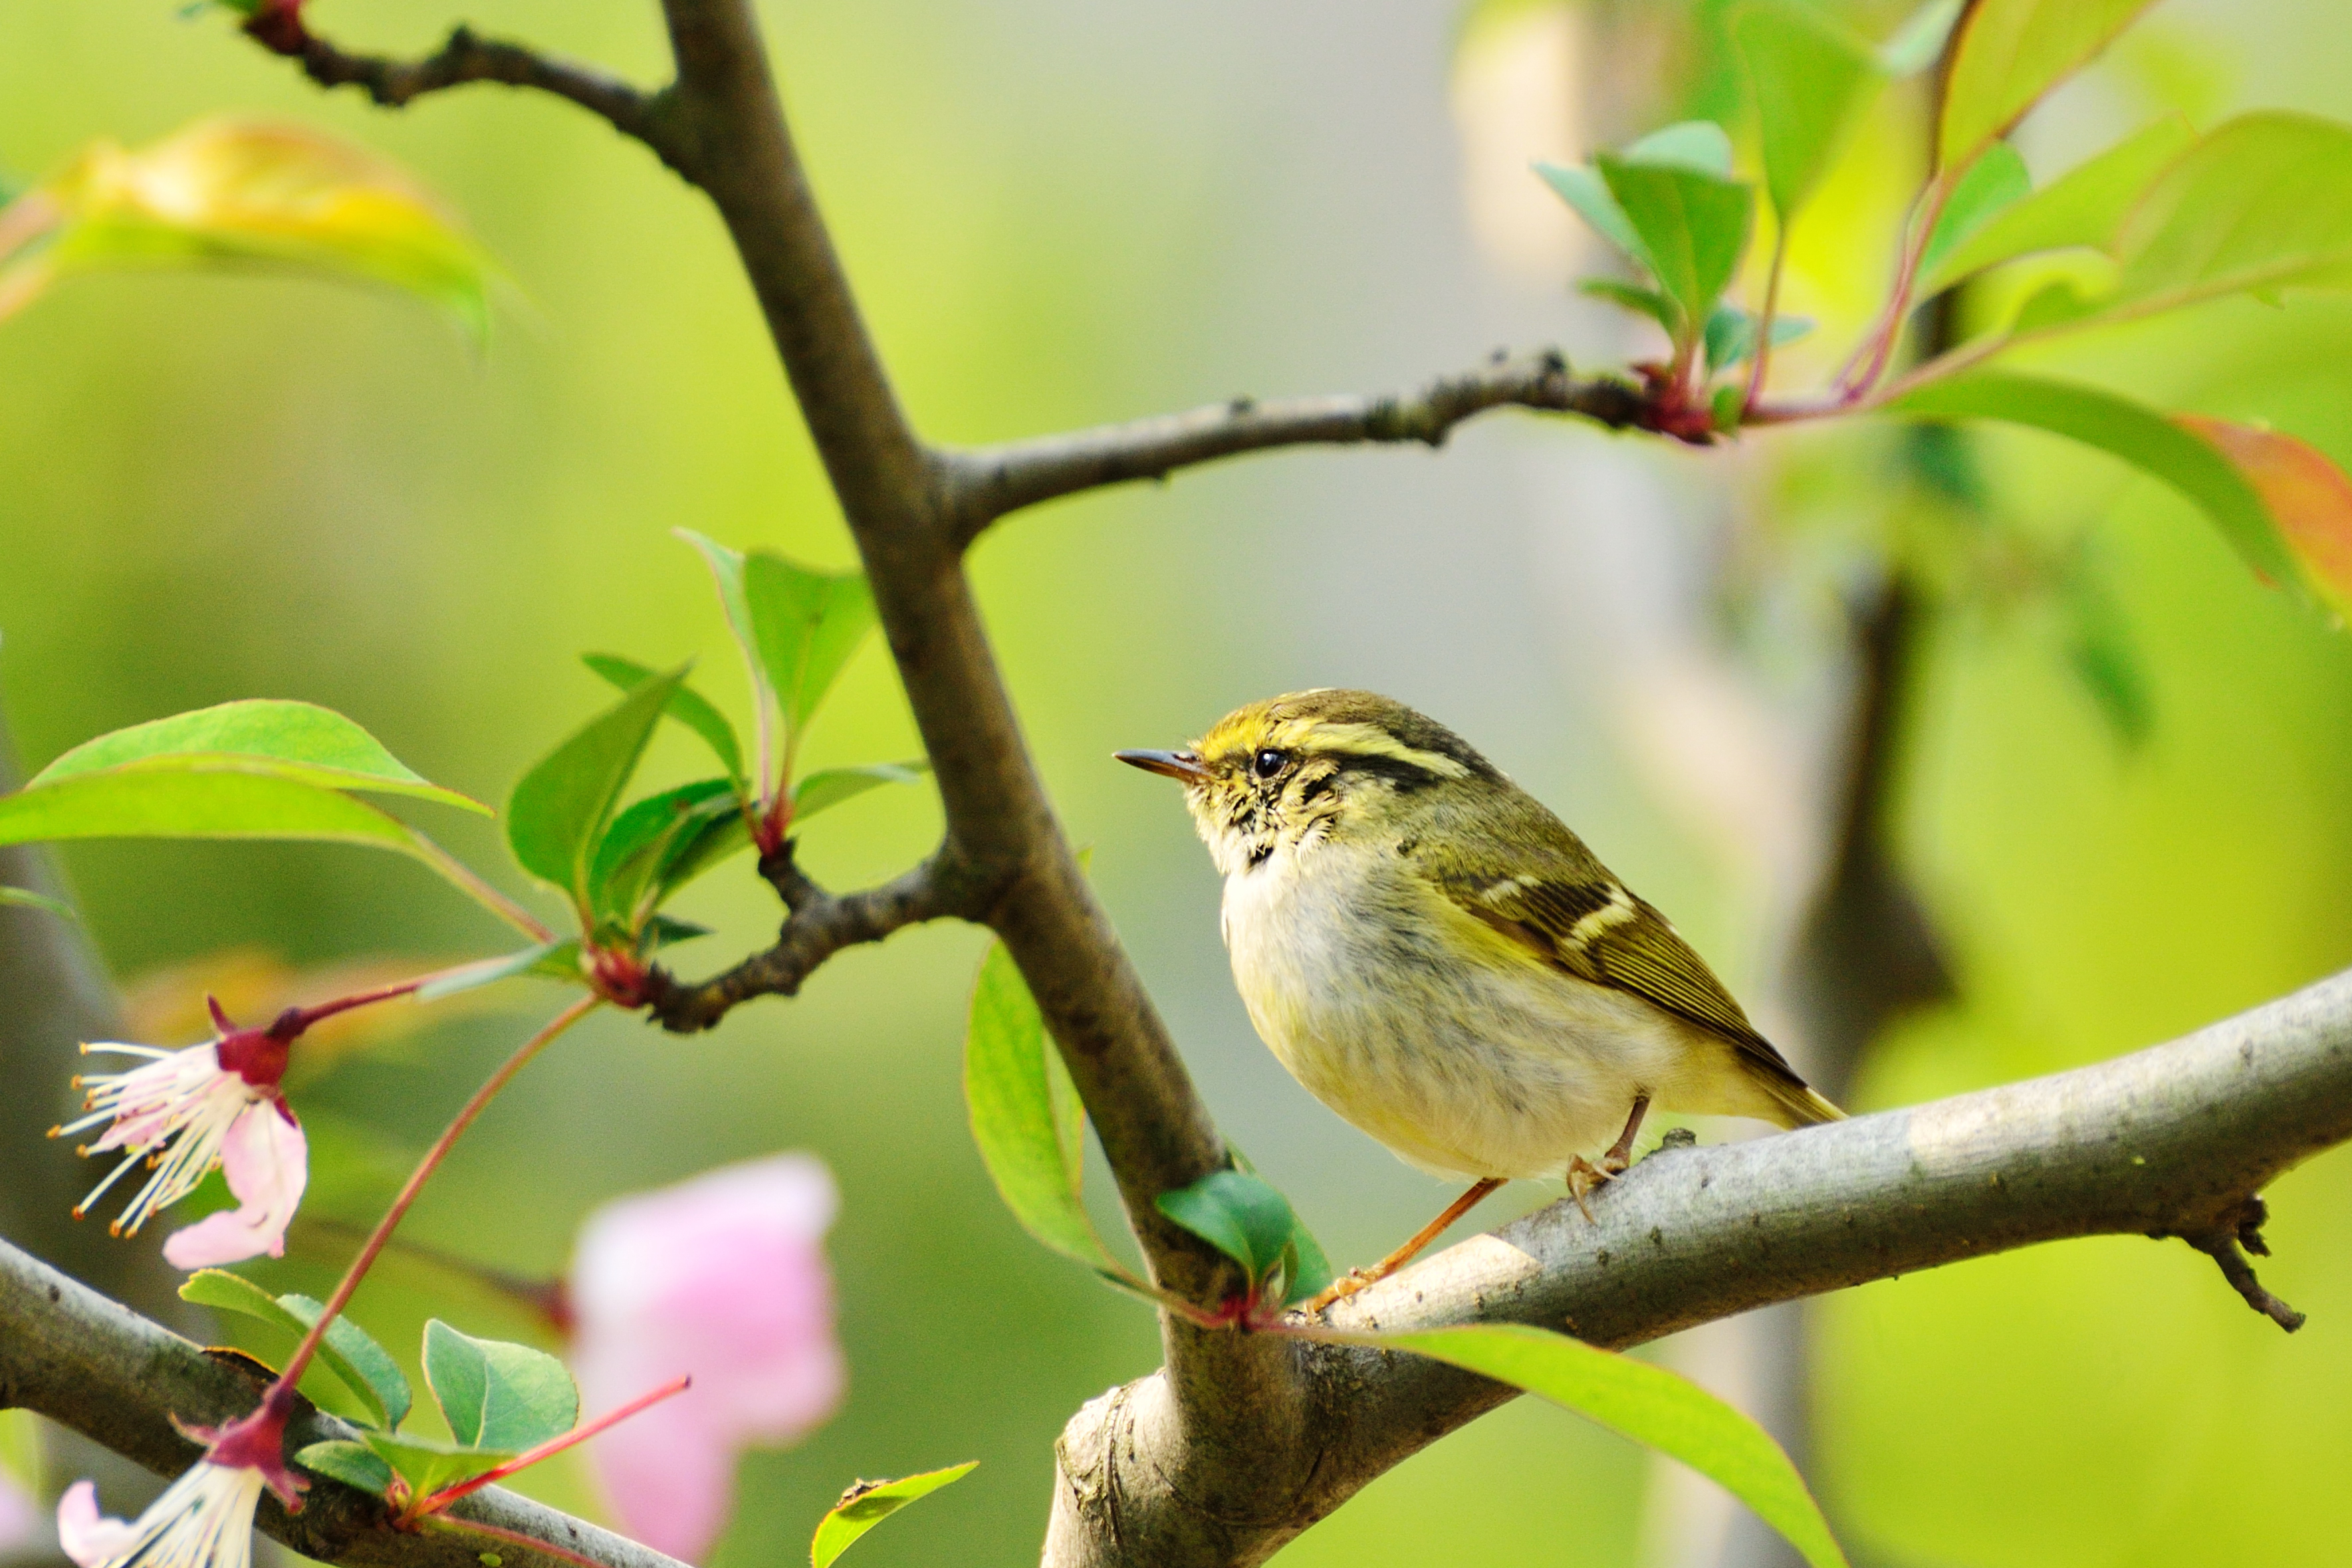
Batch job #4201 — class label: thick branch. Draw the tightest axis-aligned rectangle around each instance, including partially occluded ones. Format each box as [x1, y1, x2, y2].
[0, 1240, 683, 1568]
[649, 0, 1238, 1301]
[642, 845, 985, 1032]
[241, 15, 679, 168]
[943, 352, 1646, 545]
[1046, 966, 2352, 1566]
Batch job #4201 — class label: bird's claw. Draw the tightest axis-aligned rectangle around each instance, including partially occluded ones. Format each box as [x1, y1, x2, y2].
[1300, 1267, 1375, 1316]
[1565, 1154, 1620, 1222]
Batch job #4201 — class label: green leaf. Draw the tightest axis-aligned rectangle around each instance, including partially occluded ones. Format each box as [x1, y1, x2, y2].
[651, 810, 753, 903]
[358, 1431, 515, 1500]
[638, 913, 713, 952]
[0, 118, 495, 342]
[1281, 1222, 1334, 1308]
[421, 1319, 579, 1452]
[1877, 0, 1964, 76]
[0, 705, 519, 927]
[1914, 113, 2194, 298]
[1333, 1324, 1847, 1568]
[1623, 120, 1735, 176]
[1888, 370, 2303, 596]
[792, 762, 930, 824]
[1916, 142, 2030, 293]
[965, 942, 1122, 1276]
[1579, 278, 1681, 337]
[29, 700, 484, 812]
[1702, 304, 1814, 375]
[676, 529, 775, 766]
[808, 1463, 978, 1568]
[1536, 162, 1647, 269]
[742, 553, 877, 738]
[582, 655, 746, 788]
[1734, 0, 1880, 220]
[2100, 112, 2352, 324]
[505, 667, 686, 908]
[278, 1293, 415, 1430]
[588, 778, 740, 923]
[1937, 0, 2160, 172]
[1595, 154, 1754, 336]
[1154, 1170, 1299, 1284]
[415, 939, 584, 1002]
[293, 1440, 396, 1498]
[0, 884, 74, 920]
[0, 769, 516, 929]
[177, 1270, 411, 1429]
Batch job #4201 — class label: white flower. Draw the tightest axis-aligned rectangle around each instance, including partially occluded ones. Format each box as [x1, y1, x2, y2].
[55, 1466, 263, 1568]
[55, 1028, 306, 1264]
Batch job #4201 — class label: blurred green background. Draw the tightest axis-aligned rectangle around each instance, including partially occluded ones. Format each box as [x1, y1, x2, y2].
[5, 1, 2352, 1565]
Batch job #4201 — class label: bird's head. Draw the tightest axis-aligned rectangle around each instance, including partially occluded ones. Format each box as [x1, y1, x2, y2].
[1117, 689, 1497, 876]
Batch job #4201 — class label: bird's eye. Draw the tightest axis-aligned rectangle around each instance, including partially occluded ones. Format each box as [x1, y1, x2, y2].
[1252, 748, 1288, 780]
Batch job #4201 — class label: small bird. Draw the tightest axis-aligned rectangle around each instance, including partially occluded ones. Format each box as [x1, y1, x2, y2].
[1119, 688, 1841, 1308]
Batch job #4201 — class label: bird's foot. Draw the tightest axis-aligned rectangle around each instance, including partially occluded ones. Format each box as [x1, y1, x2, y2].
[1566, 1154, 1616, 1222]
[1299, 1268, 1376, 1316]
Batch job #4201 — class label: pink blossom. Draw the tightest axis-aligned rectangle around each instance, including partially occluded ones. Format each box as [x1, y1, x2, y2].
[55, 1022, 306, 1264]
[162, 1106, 307, 1269]
[55, 1480, 140, 1568]
[568, 1154, 846, 1561]
[0, 1468, 42, 1558]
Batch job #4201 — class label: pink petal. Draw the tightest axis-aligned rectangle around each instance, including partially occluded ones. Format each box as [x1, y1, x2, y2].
[568, 1155, 846, 1559]
[162, 1105, 306, 1270]
[0, 1468, 39, 1557]
[55, 1481, 140, 1568]
[580, 1401, 738, 1561]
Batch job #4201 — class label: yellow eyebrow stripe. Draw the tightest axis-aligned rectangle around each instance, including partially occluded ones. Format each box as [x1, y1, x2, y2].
[1271, 719, 1470, 778]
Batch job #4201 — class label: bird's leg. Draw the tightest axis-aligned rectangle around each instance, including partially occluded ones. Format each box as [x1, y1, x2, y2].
[1601, 1093, 1651, 1175]
[1300, 1176, 1504, 1315]
[1566, 1094, 1652, 1220]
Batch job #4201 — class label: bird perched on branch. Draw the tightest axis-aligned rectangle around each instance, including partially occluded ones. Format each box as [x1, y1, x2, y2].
[1119, 688, 1840, 1309]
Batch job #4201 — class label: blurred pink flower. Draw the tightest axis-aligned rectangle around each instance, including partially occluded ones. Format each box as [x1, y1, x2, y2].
[568, 1154, 846, 1561]
[55, 1016, 306, 1264]
[55, 1480, 140, 1568]
[0, 1468, 41, 1557]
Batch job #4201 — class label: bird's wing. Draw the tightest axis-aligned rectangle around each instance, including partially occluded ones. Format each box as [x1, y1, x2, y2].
[1413, 796, 1809, 1089]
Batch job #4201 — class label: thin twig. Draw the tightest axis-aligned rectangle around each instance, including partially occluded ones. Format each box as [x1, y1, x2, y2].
[642, 847, 982, 1032]
[942, 352, 1645, 544]
[241, 14, 680, 169]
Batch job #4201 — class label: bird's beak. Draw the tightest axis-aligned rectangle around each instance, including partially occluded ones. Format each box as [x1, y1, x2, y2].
[1116, 748, 1211, 783]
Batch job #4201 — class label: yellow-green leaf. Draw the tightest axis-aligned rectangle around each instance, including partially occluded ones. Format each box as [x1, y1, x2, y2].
[965, 942, 1119, 1275]
[2174, 417, 2352, 621]
[1938, 0, 2160, 172]
[808, 1464, 977, 1568]
[1734, 0, 1881, 221]
[1889, 370, 2305, 599]
[1330, 1325, 1846, 1568]
[29, 699, 485, 814]
[0, 118, 493, 342]
[1914, 113, 2192, 298]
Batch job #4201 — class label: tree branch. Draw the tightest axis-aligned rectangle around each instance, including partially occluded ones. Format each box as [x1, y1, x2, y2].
[1044, 966, 2352, 1567]
[240, 14, 680, 169]
[0, 1239, 685, 1568]
[646, 0, 1242, 1305]
[642, 843, 986, 1032]
[941, 352, 1647, 546]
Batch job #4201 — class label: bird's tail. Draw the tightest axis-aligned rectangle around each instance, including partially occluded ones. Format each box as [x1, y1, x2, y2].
[1759, 1075, 1845, 1129]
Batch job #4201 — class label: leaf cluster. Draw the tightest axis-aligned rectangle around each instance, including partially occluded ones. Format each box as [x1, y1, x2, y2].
[181, 1272, 579, 1519]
